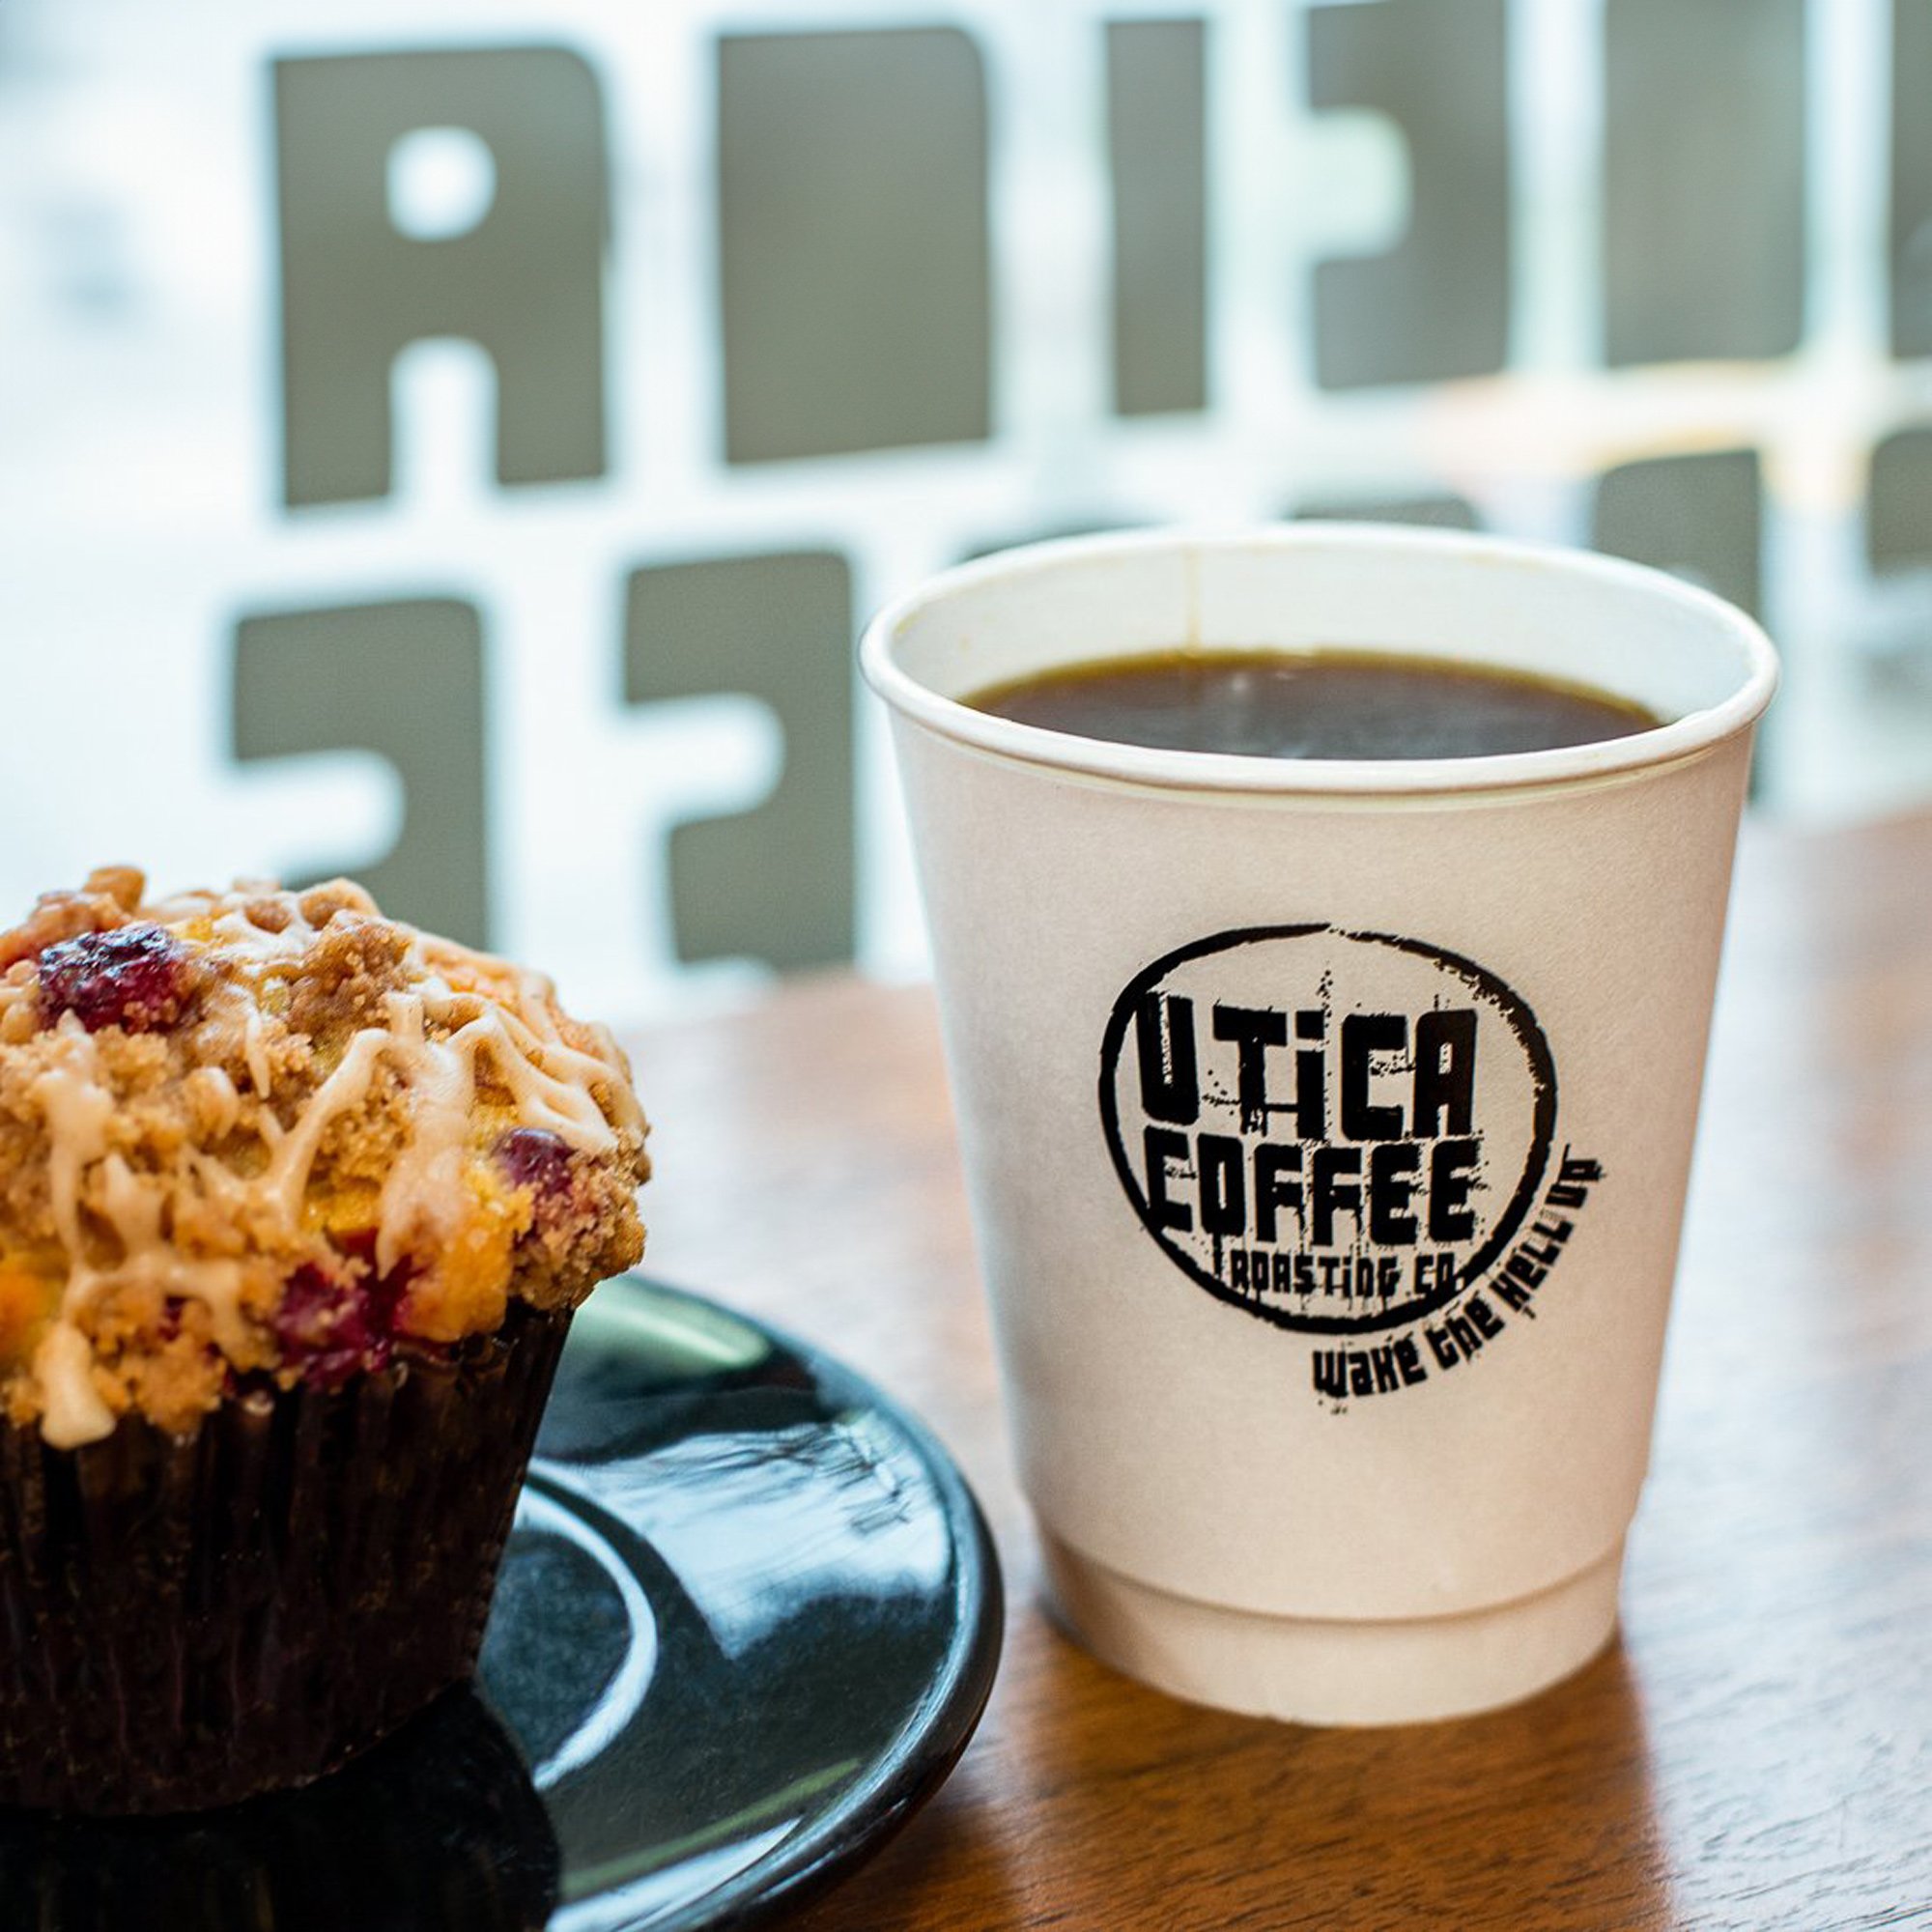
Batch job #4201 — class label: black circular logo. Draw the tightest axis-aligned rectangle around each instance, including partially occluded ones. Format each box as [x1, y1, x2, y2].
[1098, 925, 1557, 1335]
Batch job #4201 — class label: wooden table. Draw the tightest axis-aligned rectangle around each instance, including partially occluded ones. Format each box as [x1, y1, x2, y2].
[623, 811, 1932, 1930]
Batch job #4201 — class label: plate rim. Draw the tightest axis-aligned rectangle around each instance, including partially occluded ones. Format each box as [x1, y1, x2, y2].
[546, 1274, 1006, 1932]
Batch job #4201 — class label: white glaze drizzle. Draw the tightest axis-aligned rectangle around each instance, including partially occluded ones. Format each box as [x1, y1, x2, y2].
[31, 1033, 116, 1261]
[34, 1323, 114, 1446]
[183, 1065, 241, 1139]
[16, 883, 640, 1446]
[239, 1001, 276, 1101]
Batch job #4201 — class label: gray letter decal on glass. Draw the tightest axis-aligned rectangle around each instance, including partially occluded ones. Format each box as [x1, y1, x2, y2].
[623, 553, 854, 970]
[1307, 0, 1509, 390]
[1605, 0, 1804, 367]
[718, 29, 990, 463]
[1108, 18, 1209, 416]
[233, 600, 490, 946]
[1869, 427, 1932, 573]
[1894, 0, 1932, 355]
[274, 47, 609, 507]
[1295, 494, 1481, 531]
[1592, 449, 1763, 619]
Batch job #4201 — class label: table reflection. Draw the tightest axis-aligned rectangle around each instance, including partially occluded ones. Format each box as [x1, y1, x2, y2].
[0, 1689, 558, 1932]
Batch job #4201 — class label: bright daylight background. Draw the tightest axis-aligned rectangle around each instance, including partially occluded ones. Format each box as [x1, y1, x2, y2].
[4, 0, 1931, 1019]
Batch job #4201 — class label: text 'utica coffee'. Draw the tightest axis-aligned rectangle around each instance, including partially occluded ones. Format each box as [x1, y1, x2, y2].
[1099, 925, 1600, 1397]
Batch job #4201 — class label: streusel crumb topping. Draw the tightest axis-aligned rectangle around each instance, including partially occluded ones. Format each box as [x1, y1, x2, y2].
[0, 868, 648, 1445]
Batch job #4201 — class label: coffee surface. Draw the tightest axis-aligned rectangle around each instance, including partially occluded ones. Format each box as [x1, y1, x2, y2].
[968, 649, 1662, 761]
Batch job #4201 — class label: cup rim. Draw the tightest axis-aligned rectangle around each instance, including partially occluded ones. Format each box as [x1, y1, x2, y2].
[858, 524, 1780, 796]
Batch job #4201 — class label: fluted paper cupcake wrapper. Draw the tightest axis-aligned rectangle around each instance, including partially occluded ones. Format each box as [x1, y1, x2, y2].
[0, 1303, 571, 1816]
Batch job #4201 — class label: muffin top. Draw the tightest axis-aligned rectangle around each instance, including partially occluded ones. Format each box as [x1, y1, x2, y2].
[0, 867, 649, 1447]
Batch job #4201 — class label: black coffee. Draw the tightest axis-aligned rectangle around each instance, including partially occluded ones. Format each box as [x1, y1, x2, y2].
[967, 648, 1661, 760]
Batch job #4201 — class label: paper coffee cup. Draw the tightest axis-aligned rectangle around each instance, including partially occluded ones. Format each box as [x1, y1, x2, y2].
[861, 526, 1777, 1725]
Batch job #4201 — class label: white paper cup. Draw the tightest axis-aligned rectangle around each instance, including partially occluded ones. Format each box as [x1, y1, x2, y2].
[861, 526, 1777, 1725]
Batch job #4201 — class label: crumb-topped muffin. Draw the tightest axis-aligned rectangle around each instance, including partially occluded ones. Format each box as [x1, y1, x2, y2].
[0, 867, 647, 1445]
[0, 868, 650, 1814]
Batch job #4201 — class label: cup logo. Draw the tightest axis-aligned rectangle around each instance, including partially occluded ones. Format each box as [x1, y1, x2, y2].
[1099, 925, 1557, 1336]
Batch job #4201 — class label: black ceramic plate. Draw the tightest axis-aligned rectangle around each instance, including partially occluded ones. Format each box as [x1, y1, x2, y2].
[0, 1276, 1005, 1931]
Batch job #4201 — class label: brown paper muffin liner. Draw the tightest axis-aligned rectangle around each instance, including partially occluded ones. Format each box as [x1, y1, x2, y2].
[0, 1302, 571, 1816]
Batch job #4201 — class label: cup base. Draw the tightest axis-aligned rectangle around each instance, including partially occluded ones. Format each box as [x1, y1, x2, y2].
[1038, 1532, 1623, 1726]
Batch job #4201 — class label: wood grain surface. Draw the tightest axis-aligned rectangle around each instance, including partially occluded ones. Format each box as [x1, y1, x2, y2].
[622, 812, 1932, 1931]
